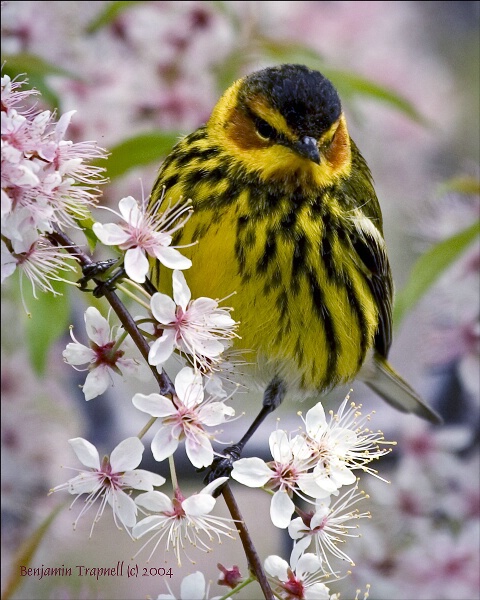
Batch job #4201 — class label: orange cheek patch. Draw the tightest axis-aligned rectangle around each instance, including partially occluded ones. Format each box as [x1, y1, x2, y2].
[225, 106, 270, 151]
[324, 117, 351, 171]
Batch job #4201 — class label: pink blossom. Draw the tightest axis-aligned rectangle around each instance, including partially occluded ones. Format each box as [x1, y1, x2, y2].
[93, 194, 192, 283]
[63, 306, 150, 400]
[148, 270, 238, 370]
[132, 367, 235, 469]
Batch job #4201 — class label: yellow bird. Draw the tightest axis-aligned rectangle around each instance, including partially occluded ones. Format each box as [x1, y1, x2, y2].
[149, 63, 440, 426]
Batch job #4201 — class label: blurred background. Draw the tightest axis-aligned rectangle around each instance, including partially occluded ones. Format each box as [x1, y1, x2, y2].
[1, 2, 479, 599]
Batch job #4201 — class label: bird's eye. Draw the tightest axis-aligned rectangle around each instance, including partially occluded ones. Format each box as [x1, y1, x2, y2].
[254, 118, 276, 141]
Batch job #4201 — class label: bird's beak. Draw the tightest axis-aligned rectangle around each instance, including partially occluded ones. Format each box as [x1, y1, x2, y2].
[295, 136, 320, 164]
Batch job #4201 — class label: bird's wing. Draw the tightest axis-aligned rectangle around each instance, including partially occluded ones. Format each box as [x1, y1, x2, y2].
[350, 219, 394, 359]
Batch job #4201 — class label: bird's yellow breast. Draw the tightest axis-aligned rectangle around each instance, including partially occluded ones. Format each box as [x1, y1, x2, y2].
[144, 64, 440, 424]
[152, 147, 379, 393]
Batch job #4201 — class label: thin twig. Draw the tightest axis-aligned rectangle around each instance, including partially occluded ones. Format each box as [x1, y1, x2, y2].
[47, 227, 175, 397]
[48, 228, 274, 599]
[221, 484, 274, 600]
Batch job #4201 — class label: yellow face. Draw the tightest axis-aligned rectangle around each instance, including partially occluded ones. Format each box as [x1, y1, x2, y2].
[207, 78, 352, 192]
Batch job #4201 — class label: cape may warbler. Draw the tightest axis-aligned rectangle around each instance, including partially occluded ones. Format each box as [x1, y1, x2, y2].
[149, 64, 440, 424]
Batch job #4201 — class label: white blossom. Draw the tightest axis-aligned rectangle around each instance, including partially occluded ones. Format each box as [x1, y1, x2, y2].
[63, 306, 150, 400]
[132, 367, 235, 468]
[303, 397, 393, 488]
[264, 553, 335, 600]
[289, 485, 370, 574]
[232, 429, 334, 529]
[93, 194, 192, 283]
[133, 478, 234, 565]
[156, 571, 221, 600]
[50, 437, 165, 535]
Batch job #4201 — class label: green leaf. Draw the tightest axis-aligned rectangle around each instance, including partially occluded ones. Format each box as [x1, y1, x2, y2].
[1, 503, 66, 600]
[221, 37, 426, 124]
[83, 227, 98, 254]
[86, 1, 146, 33]
[436, 175, 480, 196]
[257, 38, 325, 66]
[323, 68, 429, 125]
[207, 0, 242, 30]
[24, 280, 72, 375]
[2, 53, 77, 109]
[76, 215, 98, 253]
[102, 131, 181, 180]
[394, 221, 480, 325]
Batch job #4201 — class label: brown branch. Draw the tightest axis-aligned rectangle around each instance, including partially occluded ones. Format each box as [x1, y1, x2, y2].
[48, 228, 273, 599]
[47, 227, 174, 396]
[221, 484, 274, 600]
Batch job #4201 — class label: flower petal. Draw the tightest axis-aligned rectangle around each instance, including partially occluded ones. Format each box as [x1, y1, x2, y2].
[180, 572, 206, 600]
[155, 246, 192, 270]
[231, 457, 272, 487]
[305, 402, 327, 438]
[132, 393, 176, 417]
[84, 306, 110, 346]
[69, 437, 100, 469]
[135, 491, 173, 512]
[289, 536, 312, 568]
[183, 493, 216, 516]
[92, 222, 130, 246]
[65, 473, 100, 495]
[269, 429, 293, 464]
[295, 553, 322, 578]
[132, 514, 164, 538]
[204, 311, 236, 328]
[297, 474, 334, 499]
[270, 489, 295, 529]
[311, 467, 340, 495]
[201, 477, 229, 497]
[310, 504, 330, 530]
[288, 516, 308, 541]
[184, 337, 225, 359]
[148, 330, 175, 366]
[83, 366, 110, 400]
[172, 270, 191, 308]
[304, 583, 331, 600]
[290, 434, 311, 461]
[151, 427, 179, 463]
[110, 437, 144, 472]
[329, 459, 356, 487]
[62, 342, 95, 365]
[264, 555, 289, 580]
[175, 367, 204, 407]
[185, 431, 213, 469]
[192, 297, 219, 312]
[118, 195, 141, 226]
[199, 401, 234, 426]
[121, 469, 166, 491]
[108, 489, 137, 528]
[118, 357, 151, 381]
[124, 246, 149, 283]
[150, 292, 177, 324]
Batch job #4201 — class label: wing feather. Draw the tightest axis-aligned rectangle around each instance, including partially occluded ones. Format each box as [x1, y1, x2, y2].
[350, 218, 394, 358]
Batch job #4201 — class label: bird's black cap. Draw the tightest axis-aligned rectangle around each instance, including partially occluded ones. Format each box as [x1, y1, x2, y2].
[241, 64, 342, 138]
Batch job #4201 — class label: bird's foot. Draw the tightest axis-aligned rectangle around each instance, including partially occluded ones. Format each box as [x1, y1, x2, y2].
[203, 444, 243, 496]
[78, 259, 124, 297]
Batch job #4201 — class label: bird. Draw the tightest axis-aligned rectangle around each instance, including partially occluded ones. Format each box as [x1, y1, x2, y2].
[147, 63, 441, 430]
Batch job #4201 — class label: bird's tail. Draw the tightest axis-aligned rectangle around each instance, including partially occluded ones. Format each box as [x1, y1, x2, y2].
[362, 354, 442, 424]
